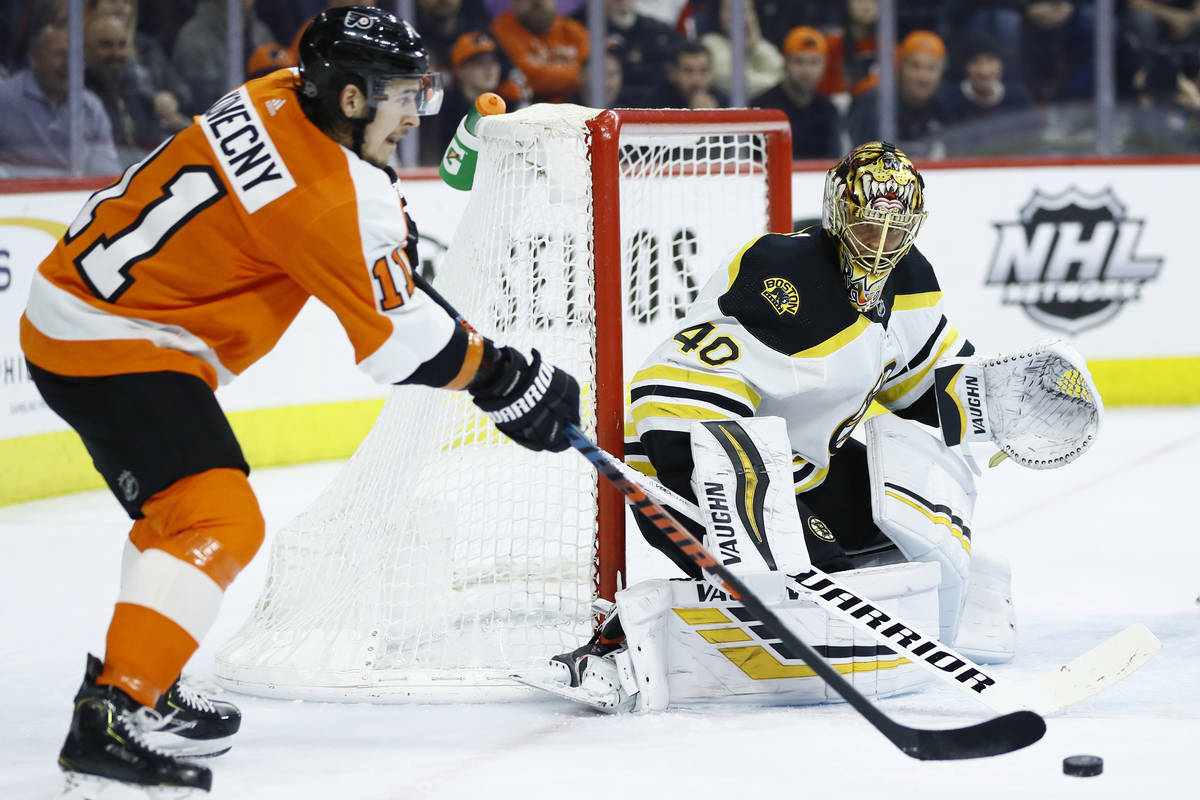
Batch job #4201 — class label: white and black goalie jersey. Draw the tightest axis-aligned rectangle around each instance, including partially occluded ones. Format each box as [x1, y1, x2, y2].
[625, 229, 973, 501]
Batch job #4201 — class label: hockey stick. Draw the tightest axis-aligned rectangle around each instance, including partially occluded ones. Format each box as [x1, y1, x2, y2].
[565, 425, 1045, 761]
[590, 435, 1160, 717]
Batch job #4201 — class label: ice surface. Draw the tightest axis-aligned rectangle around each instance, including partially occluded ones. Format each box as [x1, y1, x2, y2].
[3, 408, 1197, 799]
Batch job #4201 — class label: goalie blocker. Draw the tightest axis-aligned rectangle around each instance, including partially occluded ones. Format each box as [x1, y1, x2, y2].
[523, 415, 1017, 711]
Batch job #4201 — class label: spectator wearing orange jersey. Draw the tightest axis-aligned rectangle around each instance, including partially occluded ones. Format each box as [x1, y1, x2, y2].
[846, 29, 951, 160]
[491, 0, 589, 103]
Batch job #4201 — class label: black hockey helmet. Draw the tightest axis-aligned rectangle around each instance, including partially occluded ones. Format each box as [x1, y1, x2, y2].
[298, 6, 443, 122]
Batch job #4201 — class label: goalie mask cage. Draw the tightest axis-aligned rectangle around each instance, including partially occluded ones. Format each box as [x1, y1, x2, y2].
[215, 105, 791, 701]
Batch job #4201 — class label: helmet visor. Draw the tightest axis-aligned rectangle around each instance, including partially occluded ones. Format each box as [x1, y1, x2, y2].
[367, 72, 444, 116]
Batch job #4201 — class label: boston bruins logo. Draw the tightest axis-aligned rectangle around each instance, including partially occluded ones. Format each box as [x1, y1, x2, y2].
[761, 277, 799, 316]
[807, 516, 835, 542]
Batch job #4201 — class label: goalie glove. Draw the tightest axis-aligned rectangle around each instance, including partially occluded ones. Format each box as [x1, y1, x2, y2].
[470, 346, 580, 452]
[934, 339, 1103, 470]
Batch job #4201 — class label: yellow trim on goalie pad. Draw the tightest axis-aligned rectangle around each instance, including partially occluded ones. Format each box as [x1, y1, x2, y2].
[673, 608, 733, 625]
[712, 423, 765, 543]
[697, 627, 754, 643]
[938, 364, 970, 443]
[884, 489, 972, 553]
[794, 463, 831, 494]
[719, 645, 911, 680]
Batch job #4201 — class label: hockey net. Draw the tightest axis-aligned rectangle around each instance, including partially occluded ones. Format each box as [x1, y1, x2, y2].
[215, 105, 792, 700]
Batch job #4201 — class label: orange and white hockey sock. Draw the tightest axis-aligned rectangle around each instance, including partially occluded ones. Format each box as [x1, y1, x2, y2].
[98, 468, 265, 707]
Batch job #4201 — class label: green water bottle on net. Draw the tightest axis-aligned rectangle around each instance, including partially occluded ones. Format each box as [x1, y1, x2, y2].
[439, 92, 507, 191]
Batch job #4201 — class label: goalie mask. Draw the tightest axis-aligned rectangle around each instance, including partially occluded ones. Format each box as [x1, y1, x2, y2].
[822, 142, 927, 311]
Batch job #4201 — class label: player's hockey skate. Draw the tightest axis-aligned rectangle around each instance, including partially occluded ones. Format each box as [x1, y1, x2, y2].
[151, 674, 242, 757]
[59, 654, 212, 798]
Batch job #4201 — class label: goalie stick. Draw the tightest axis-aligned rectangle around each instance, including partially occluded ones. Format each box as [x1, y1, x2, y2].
[564, 425, 1045, 761]
[586, 432, 1160, 717]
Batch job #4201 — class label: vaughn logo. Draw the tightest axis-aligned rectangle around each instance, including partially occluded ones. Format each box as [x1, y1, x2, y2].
[985, 187, 1162, 333]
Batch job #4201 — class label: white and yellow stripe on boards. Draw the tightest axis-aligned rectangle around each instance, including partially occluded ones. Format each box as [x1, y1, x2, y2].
[1, 398, 386, 506]
[5, 356, 1197, 506]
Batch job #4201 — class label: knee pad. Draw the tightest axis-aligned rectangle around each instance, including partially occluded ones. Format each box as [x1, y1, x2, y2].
[129, 467, 265, 589]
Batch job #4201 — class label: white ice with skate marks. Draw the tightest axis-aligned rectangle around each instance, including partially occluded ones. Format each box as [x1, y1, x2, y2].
[3, 407, 1199, 799]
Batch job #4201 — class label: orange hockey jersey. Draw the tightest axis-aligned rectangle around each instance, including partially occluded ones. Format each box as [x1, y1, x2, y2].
[491, 12, 590, 103]
[21, 69, 463, 390]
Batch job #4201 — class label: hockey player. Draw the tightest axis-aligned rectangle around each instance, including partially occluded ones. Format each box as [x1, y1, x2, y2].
[535, 141, 1101, 711]
[626, 141, 954, 578]
[22, 7, 580, 796]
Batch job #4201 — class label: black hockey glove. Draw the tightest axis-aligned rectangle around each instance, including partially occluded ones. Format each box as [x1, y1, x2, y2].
[469, 347, 580, 452]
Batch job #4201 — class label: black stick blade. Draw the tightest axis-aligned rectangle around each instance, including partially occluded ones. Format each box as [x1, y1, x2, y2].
[898, 711, 1047, 761]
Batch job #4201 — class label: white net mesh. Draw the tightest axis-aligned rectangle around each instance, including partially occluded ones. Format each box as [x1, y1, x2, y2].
[215, 105, 781, 700]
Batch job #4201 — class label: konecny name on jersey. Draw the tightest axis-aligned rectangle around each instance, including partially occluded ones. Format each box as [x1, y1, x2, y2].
[200, 86, 297, 214]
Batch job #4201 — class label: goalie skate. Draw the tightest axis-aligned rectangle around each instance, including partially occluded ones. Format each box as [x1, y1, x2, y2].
[513, 650, 635, 713]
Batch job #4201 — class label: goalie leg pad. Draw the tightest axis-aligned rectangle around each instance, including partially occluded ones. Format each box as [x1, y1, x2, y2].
[689, 416, 811, 574]
[953, 549, 1017, 664]
[615, 578, 674, 712]
[865, 413, 977, 643]
[619, 563, 940, 709]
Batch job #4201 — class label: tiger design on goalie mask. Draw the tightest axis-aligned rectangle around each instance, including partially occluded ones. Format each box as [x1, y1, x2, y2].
[822, 142, 928, 312]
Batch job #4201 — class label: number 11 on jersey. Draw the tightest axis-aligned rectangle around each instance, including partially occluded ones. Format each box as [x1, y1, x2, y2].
[72, 166, 226, 303]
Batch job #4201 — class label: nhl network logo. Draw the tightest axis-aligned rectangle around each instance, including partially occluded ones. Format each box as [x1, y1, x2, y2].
[985, 187, 1162, 333]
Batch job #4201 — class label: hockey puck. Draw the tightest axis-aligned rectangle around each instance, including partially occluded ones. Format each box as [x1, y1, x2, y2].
[1063, 755, 1103, 777]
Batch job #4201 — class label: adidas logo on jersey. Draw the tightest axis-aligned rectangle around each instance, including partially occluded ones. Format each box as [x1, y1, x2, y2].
[265, 98, 287, 116]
